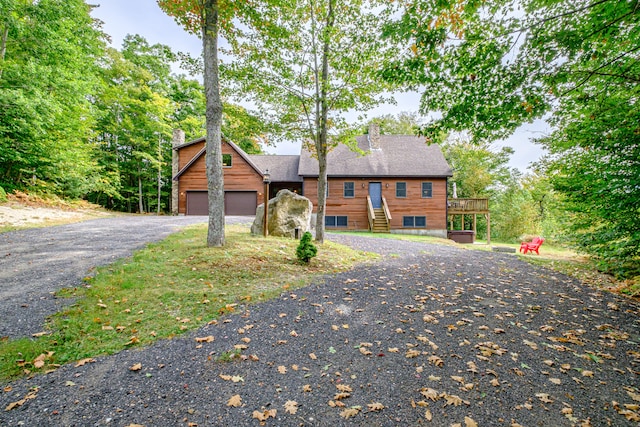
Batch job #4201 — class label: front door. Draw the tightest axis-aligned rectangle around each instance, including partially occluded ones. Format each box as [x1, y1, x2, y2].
[369, 182, 382, 209]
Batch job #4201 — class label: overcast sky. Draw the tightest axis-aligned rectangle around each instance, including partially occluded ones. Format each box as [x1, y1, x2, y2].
[90, 0, 547, 172]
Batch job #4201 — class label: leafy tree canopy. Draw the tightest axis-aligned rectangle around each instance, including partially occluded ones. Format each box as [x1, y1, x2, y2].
[383, 0, 639, 277]
[382, 0, 639, 143]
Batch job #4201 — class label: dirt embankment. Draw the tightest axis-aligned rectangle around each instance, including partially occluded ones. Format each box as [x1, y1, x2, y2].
[0, 192, 111, 227]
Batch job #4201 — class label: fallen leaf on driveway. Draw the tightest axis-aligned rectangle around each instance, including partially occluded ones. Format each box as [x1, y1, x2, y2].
[5, 390, 38, 411]
[367, 402, 384, 412]
[420, 388, 439, 401]
[536, 393, 554, 403]
[129, 363, 142, 371]
[227, 394, 242, 407]
[252, 409, 276, 422]
[340, 406, 361, 419]
[465, 416, 478, 427]
[428, 355, 444, 367]
[284, 400, 298, 414]
[75, 358, 96, 367]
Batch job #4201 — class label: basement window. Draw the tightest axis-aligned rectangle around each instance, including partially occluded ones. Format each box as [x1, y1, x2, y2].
[325, 215, 348, 227]
[403, 216, 426, 228]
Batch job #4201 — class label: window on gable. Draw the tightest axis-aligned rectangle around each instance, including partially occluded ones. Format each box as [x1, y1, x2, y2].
[396, 182, 406, 198]
[325, 215, 348, 227]
[403, 216, 427, 228]
[222, 154, 232, 167]
[421, 182, 433, 198]
[344, 182, 355, 198]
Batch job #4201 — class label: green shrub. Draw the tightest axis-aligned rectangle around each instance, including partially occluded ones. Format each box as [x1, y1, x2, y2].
[296, 231, 318, 264]
[0, 186, 7, 203]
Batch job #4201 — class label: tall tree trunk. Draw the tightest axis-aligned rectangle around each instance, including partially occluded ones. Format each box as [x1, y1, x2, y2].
[157, 134, 162, 215]
[0, 25, 8, 81]
[138, 170, 144, 213]
[203, 0, 225, 246]
[314, 0, 335, 244]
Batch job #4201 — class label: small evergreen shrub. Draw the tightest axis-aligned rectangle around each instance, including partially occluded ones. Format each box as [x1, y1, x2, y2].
[296, 231, 317, 264]
[0, 186, 7, 203]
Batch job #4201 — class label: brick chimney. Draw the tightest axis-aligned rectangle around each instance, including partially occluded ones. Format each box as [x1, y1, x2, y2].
[368, 122, 381, 151]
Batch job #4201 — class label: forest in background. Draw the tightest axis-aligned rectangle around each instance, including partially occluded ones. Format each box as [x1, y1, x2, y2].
[0, 0, 266, 213]
[0, 0, 637, 279]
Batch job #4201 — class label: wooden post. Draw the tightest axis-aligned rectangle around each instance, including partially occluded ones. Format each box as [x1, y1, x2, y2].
[473, 214, 477, 237]
[486, 213, 491, 245]
[263, 170, 271, 237]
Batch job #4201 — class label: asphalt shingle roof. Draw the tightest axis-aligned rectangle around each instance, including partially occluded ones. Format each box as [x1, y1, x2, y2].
[298, 135, 453, 177]
[248, 155, 302, 182]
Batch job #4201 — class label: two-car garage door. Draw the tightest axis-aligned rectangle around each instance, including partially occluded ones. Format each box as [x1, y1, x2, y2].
[186, 191, 257, 216]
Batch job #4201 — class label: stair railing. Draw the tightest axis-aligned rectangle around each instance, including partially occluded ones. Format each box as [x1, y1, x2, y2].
[366, 196, 375, 231]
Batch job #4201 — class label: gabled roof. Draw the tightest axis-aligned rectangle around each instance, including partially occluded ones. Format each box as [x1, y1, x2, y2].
[174, 133, 452, 182]
[248, 155, 302, 182]
[172, 136, 265, 181]
[298, 135, 453, 177]
[173, 136, 206, 151]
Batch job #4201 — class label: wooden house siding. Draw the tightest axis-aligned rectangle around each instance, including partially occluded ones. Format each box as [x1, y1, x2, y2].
[303, 177, 448, 231]
[175, 140, 266, 215]
[174, 128, 452, 226]
[176, 144, 207, 215]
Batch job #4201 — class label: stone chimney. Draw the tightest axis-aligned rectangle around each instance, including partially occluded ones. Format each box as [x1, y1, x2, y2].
[368, 122, 381, 151]
[171, 129, 185, 215]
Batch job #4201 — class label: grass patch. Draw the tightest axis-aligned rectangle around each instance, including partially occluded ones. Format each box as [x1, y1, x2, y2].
[468, 240, 639, 297]
[332, 230, 458, 246]
[0, 224, 376, 381]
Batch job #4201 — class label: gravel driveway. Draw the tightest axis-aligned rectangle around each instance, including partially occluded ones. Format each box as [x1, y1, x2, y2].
[1, 229, 639, 426]
[0, 216, 252, 340]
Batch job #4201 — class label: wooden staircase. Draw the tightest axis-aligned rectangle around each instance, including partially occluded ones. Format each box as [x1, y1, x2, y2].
[372, 208, 389, 233]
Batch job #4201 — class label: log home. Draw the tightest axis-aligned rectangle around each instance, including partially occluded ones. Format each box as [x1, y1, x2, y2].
[172, 124, 453, 237]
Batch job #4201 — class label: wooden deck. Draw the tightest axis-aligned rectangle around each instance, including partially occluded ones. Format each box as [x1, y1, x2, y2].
[447, 198, 491, 244]
[448, 198, 489, 214]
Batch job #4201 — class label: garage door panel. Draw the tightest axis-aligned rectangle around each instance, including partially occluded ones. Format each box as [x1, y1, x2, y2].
[225, 192, 257, 215]
[186, 191, 257, 216]
[186, 191, 208, 215]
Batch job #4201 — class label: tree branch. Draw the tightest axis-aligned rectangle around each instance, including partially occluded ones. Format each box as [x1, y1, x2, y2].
[563, 45, 640, 96]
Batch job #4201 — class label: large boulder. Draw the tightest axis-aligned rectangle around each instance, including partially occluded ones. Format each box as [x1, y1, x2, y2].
[251, 190, 313, 238]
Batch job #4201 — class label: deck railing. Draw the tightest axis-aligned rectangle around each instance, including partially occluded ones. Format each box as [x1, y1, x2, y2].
[447, 198, 489, 213]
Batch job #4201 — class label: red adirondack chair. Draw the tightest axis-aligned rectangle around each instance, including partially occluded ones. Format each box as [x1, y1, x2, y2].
[519, 237, 544, 255]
